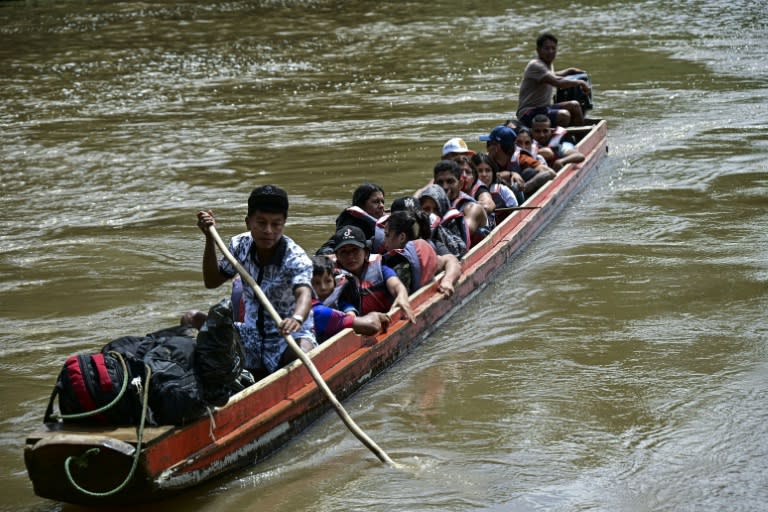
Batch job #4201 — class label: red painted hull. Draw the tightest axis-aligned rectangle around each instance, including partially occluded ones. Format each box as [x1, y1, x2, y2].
[24, 120, 608, 506]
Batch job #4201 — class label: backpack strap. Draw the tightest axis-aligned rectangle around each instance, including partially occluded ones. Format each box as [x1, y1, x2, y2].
[70, 355, 99, 413]
[91, 353, 114, 393]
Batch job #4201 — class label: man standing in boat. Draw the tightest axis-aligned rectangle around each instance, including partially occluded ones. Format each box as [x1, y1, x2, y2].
[516, 32, 590, 128]
[197, 185, 316, 380]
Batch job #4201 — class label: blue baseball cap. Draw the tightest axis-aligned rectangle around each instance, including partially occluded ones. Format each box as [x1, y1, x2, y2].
[479, 125, 517, 153]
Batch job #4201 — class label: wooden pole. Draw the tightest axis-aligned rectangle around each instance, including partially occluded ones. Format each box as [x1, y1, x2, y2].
[494, 205, 543, 214]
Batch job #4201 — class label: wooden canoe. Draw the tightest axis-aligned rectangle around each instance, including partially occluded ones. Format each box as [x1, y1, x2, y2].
[24, 119, 608, 506]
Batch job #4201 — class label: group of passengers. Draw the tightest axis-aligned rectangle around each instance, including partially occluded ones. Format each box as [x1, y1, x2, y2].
[194, 31, 589, 382]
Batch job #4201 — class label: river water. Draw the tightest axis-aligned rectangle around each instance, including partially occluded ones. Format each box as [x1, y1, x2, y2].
[1, 0, 767, 510]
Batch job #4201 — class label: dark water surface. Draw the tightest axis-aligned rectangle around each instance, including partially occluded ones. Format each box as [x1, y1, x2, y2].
[2, 0, 767, 510]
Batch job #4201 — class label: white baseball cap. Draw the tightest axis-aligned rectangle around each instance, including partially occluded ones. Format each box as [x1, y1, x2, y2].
[441, 137, 476, 158]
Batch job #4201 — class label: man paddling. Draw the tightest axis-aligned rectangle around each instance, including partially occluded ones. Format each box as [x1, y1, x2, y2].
[197, 185, 316, 380]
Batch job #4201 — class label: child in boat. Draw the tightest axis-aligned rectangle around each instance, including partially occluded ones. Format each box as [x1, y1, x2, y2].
[471, 152, 519, 208]
[197, 185, 316, 380]
[530, 114, 585, 171]
[316, 182, 386, 255]
[381, 210, 462, 298]
[332, 225, 416, 323]
[512, 127, 554, 188]
[310, 255, 391, 342]
[452, 155, 496, 217]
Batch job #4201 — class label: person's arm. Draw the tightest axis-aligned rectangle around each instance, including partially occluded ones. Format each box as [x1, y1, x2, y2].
[552, 149, 585, 171]
[476, 190, 496, 215]
[555, 67, 585, 77]
[197, 210, 229, 289]
[463, 203, 489, 238]
[315, 304, 388, 339]
[280, 285, 312, 336]
[352, 312, 391, 336]
[435, 254, 461, 298]
[540, 73, 590, 95]
[385, 276, 416, 323]
[502, 171, 526, 190]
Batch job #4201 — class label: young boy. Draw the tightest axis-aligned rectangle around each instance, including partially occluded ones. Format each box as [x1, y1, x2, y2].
[197, 185, 315, 379]
[311, 255, 391, 342]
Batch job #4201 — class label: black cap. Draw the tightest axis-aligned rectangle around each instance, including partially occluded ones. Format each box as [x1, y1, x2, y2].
[333, 225, 367, 251]
[248, 185, 289, 216]
[390, 196, 419, 213]
[376, 196, 420, 227]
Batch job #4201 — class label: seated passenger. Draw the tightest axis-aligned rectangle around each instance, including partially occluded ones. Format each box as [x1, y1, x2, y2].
[512, 127, 553, 185]
[412, 137, 478, 199]
[516, 32, 590, 128]
[530, 114, 585, 171]
[433, 159, 489, 246]
[382, 210, 462, 298]
[310, 255, 391, 342]
[480, 124, 555, 199]
[453, 155, 496, 217]
[441, 137, 476, 159]
[316, 182, 386, 255]
[332, 225, 416, 322]
[382, 194, 467, 260]
[471, 152, 519, 209]
[417, 184, 470, 259]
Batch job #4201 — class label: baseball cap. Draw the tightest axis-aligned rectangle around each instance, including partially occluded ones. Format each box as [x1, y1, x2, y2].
[377, 196, 420, 227]
[248, 185, 289, 216]
[333, 225, 368, 251]
[479, 125, 517, 153]
[441, 137, 476, 158]
[390, 196, 419, 213]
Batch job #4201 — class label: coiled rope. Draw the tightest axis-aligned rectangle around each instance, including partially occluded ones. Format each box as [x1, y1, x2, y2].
[57, 353, 153, 498]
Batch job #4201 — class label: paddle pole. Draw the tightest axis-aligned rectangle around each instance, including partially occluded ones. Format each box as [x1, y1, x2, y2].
[207, 226, 398, 468]
[495, 205, 543, 214]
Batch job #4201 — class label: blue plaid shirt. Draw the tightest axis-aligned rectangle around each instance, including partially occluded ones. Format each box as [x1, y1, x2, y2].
[218, 233, 315, 373]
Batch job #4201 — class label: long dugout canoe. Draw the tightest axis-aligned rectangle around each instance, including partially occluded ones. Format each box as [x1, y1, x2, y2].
[24, 119, 608, 506]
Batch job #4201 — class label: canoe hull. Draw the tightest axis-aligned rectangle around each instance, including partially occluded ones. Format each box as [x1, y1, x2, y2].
[25, 119, 608, 506]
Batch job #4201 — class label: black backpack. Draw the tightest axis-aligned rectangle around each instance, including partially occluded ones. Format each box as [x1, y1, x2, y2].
[45, 333, 206, 427]
[44, 349, 143, 425]
[45, 300, 252, 426]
